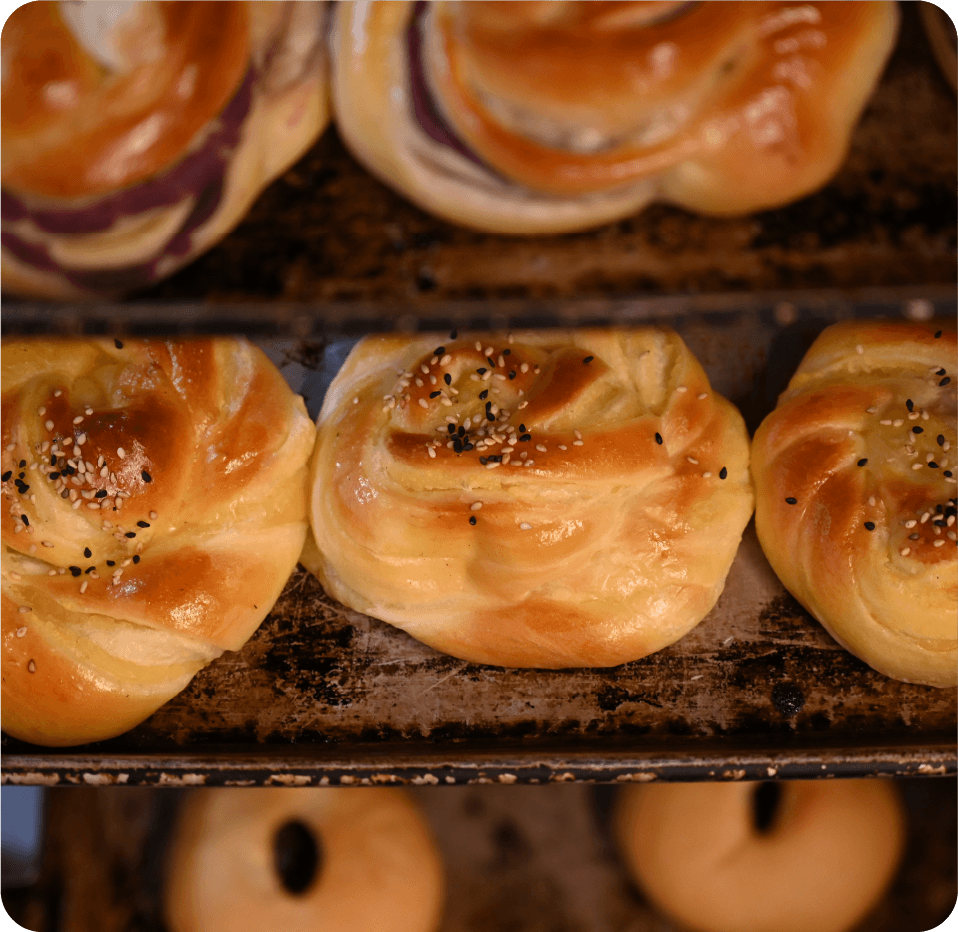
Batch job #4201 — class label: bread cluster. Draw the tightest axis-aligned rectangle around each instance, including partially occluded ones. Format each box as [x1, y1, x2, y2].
[2, 1, 329, 299]
[330, 0, 899, 234]
[305, 327, 753, 668]
[752, 320, 957, 687]
[1, 338, 315, 746]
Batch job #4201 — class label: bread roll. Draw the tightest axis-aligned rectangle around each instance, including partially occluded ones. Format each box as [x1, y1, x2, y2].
[305, 328, 753, 668]
[2, 1, 329, 299]
[614, 779, 905, 932]
[165, 787, 445, 932]
[331, 1, 898, 235]
[751, 319, 957, 687]
[1, 338, 315, 746]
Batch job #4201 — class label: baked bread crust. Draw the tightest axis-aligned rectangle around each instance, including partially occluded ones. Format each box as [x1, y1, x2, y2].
[751, 319, 957, 687]
[306, 328, 753, 668]
[1, 338, 315, 745]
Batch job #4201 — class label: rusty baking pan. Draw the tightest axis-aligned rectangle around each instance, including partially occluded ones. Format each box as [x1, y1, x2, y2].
[2, 780, 955, 931]
[3, 302, 955, 786]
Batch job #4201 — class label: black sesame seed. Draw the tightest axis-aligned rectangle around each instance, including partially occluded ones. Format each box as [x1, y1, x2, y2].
[447, 424, 456, 434]
[857, 458, 868, 467]
[938, 369, 947, 376]
[20, 515, 28, 525]
[939, 435, 946, 446]
[133, 555, 140, 564]
[106, 560, 115, 566]
[479, 390, 489, 400]
[444, 374, 452, 385]
[137, 521, 149, 528]
[864, 521, 876, 531]
[83, 547, 92, 558]
[940, 377, 951, 386]
[141, 471, 152, 482]
[463, 442, 474, 451]
[654, 432, 663, 445]
[906, 399, 914, 412]
[85, 567, 94, 574]
[503, 349, 511, 356]
[49, 472, 59, 481]
[519, 434, 532, 442]
[453, 440, 463, 454]
[487, 358, 495, 367]
[1, 471, 10, 482]
[95, 489, 107, 498]
[457, 427, 465, 437]
[449, 330, 457, 340]
[69, 566, 81, 577]
[435, 347, 445, 355]
[18, 472, 24, 480]
[479, 457, 488, 465]
[477, 368, 487, 375]
[124, 531, 136, 539]
[930, 462, 939, 469]
[519, 424, 527, 433]
[937, 505, 945, 513]
[429, 391, 441, 399]
[50, 455, 57, 466]
[935, 519, 947, 527]
[469, 515, 477, 525]
[18, 460, 25, 469]
[485, 401, 492, 410]
[913, 426, 924, 434]
[508, 371, 517, 380]
[785, 497, 798, 505]
[583, 356, 594, 364]
[114, 339, 124, 349]
[486, 412, 495, 422]
[719, 466, 728, 480]
[935, 330, 943, 338]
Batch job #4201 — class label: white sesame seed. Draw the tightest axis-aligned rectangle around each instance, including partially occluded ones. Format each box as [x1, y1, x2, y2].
[86, 502, 100, 510]
[54, 390, 61, 397]
[470, 374, 480, 382]
[558, 445, 567, 451]
[72, 416, 83, 425]
[486, 461, 501, 469]
[900, 547, 911, 556]
[947, 477, 958, 484]
[80, 580, 88, 593]
[76, 433, 87, 444]
[427, 447, 436, 458]
[44, 420, 54, 431]
[687, 456, 699, 465]
[934, 539, 945, 547]
[518, 401, 528, 409]
[498, 354, 506, 367]
[533, 366, 540, 374]
[893, 419, 904, 427]
[430, 356, 439, 366]
[912, 463, 923, 470]
[415, 378, 424, 387]
[440, 398, 453, 407]
[15, 625, 27, 637]
[909, 412, 920, 420]
[573, 429, 582, 440]
[72, 499, 82, 509]
[866, 407, 878, 414]
[533, 444, 546, 453]
[944, 442, 951, 452]
[27, 660, 35, 673]
[18, 606, 31, 614]
[41, 540, 54, 548]
[524, 460, 535, 467]
[520, 523, 532, 530]
[418, 398, 429, 409]
[429, 375, 437, 385]
[880, 419, 892, 426]
[484, 347, 493, 357]
[927, 454, 936, 463]
[493, 374, 507, 381]
[948, 516, 956, 527]
[905, 519, 917, 528]
[37, 407, 46, 417]
[572, 441, 584, 447]
[40, 442, 49, 453]
[475, 341, 482, 351]
[471, 502, 483, 511]
[921, 512, 931, 523]
[420, 364, 430, 375]
[703, 471, 713, 478]
[149, 512, 157, 520]
[353, 396, 359, 405]
[440, 355, 452, 366]
[922, 411, 929, 420]
[84, 407, 92, 416]
[856, 344, 864, 355]
[117, 447, 126, 459]
[676, 386, 688, 393]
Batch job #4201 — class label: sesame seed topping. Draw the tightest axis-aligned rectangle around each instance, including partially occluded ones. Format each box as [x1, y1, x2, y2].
[719, 467, 728, 480]
[913, 426, 924, 434]
[905, 519, 917, 528]
[941, 377, 951, 386]
[934, 539, 945, 547]
[583, 356, 594, 365]
[15, 625, 27, 637]
[912, 463, 924, 471]
[469, 515, 477, 525]
[697, 392, 708, 400]
[27, 660, 35, 672]
[687, 456, 699, 465]
[535, 444, 547, 453]
[654, 432, 663, 445]
[857, 458, 868, 467]
[703, 471, 713, 478]
[785, 497, 798, 505]
[935, 330, 943, 338]
[864, 521, 876, 531]
[520, 522, 532, 530]
[880, 419, 892, 426]
[44, 420, 54, 431]
[900, 547, 911, 556]
[866, 407, 878, 414]
[76, 432, 87, 445]
[676, 385, 688, 393]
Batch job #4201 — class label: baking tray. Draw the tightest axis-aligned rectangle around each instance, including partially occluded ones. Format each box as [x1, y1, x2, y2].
[3, 302, 956, 786]
[3, 781, 955, 932]
[1, 1, 955, 331]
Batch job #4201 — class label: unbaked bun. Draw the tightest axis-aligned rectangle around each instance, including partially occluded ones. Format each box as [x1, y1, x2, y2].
[614, 779, 905, 932]
[305, 328, 753, 668]
[164, 787, 445, 932]
[751, 320, 957, 687]
[331, 1, 898, 235]
[2, 1, 329, 299]
[1, 338, 315, 746]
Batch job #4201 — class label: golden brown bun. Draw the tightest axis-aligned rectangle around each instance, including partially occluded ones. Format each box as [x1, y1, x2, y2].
[1, 339, 315, 746]
[306, 328, 753, 668]
[164, 787, 445, 932]
[331, 1, 898, 234]
[751, 319, 957, 688]
[2, 1, 329, 299]
[614, 779, 905, 932]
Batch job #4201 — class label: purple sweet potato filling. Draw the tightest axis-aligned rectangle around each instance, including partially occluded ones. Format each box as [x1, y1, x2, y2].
[1, 68, 254, 293]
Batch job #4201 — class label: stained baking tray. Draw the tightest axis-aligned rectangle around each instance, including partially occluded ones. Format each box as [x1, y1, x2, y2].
[3, 781, 955, 932]
[2, 298, 956, 786]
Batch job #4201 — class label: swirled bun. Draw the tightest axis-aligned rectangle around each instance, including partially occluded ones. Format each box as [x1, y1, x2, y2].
[2, 1, 329, 299]
[1, 338, 315, 746]
[330, 1, 898, 235]
[614, 779, 905, 932]
[164, 787, 445, 932]
[305, 328, 753, 668]
[751, 320, 957, 687]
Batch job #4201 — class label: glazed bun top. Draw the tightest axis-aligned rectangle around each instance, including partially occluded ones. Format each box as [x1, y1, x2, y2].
[2, 1, 252, 199]
[423, 0, 899, 210]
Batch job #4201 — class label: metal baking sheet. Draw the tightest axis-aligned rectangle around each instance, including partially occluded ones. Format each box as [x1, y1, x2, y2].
[3, 781, 955, 931]
[3, 307, 956, 786]
[1, 2, 955, 335]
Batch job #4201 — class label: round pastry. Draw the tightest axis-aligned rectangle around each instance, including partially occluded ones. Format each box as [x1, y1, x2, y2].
[614, 779, 905, 932]
[1, 338, 316, 746]
[164, 787, 445, 932]
[305, 328, 753, 668]
[2, 1, 329, 299]
[751, 320, 957, 687]
[330, 1, 899, 235]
